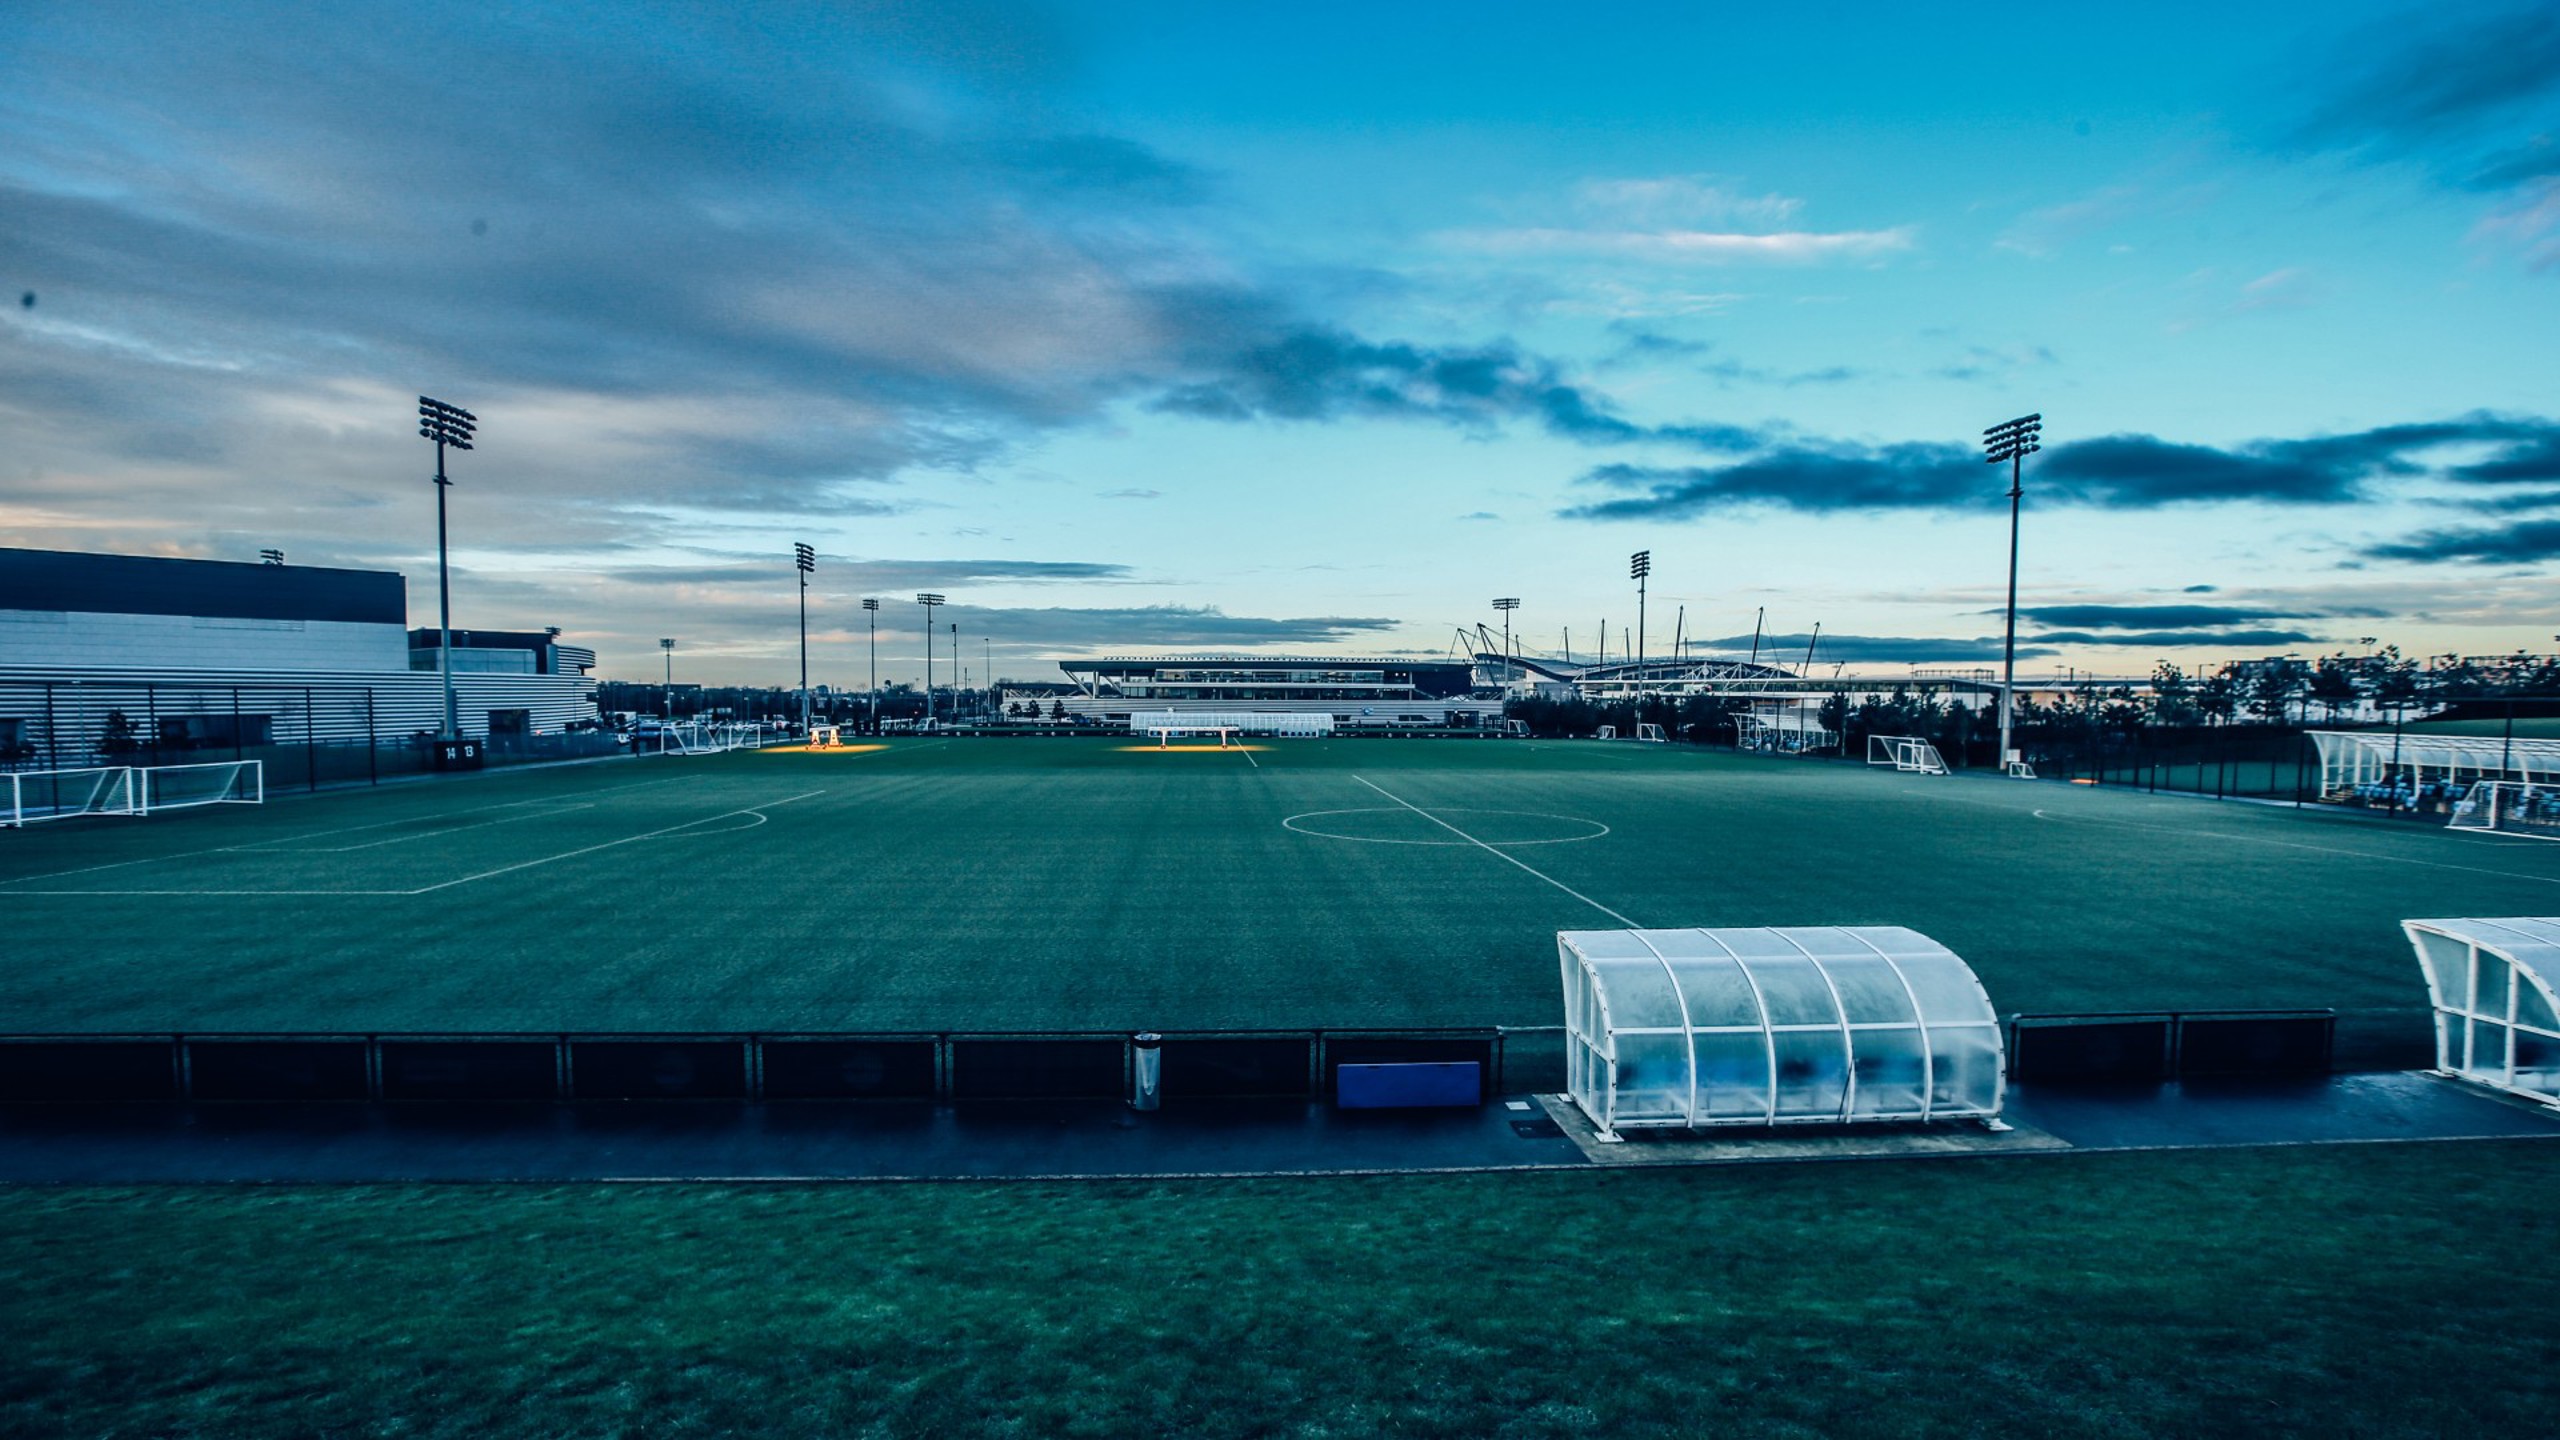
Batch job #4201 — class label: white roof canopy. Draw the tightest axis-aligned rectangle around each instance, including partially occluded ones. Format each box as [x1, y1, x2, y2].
[1559, 926, 2004, 1134]
[2404, 917, 2560, 1107]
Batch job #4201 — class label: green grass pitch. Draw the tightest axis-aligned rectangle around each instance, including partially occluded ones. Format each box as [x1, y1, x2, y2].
[7, 736, 2558, 1054]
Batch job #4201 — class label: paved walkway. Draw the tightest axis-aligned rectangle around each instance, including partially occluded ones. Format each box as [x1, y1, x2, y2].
[0, 1073, 2549, 1184]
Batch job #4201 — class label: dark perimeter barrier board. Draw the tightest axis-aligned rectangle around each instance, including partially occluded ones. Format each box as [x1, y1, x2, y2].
[760, 1039, 937, 1100]
[950, 1038, 1126, 1100]
[379, 1040, 561, 1102]
[0, 1039, 180, 1103]
[188, 1039, 372, 1102]
[2177, 1013, 2336, 1077]
[1159, 1037, 1314, 1098]
[2009, 1019, 2172, 1085]
[568, 1040, 749, 1100]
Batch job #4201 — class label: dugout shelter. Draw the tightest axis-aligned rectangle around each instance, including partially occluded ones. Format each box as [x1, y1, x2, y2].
[2405, 917, 2560, 1108]
[1559, 926, 2004, 1136]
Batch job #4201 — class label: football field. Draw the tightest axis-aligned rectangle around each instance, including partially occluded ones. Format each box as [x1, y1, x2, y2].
[7, 737, 2558, 1057]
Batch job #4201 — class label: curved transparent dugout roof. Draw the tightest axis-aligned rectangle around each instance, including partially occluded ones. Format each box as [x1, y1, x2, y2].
[2404, 918, 2560, 1107]
[1559, 927, 2005, 1133]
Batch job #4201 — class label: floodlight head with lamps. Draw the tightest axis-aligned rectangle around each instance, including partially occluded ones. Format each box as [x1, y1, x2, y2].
[659, 638, 674, 652]
[916, 592, 944, 608]
[862, 597, 880, 612]
[794, 543, 815, 573]
[1493, 597, 1520, 611]
[1629, 550, 1651, 580]
[417, 396, 477, 450]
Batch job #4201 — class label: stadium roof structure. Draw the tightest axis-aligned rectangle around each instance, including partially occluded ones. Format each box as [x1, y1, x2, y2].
[1559, 926, 2004, 1137]
[2404, 918, 2560, 1109]
[2309, 730, 2560, 795]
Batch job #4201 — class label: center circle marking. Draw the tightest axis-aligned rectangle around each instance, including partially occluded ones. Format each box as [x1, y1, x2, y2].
[1281, 807, 1610, 846]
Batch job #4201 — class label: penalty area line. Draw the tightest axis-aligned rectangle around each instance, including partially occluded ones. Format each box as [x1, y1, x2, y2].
[1353, 775, 1638, 927]
[405, 789, 830, 893]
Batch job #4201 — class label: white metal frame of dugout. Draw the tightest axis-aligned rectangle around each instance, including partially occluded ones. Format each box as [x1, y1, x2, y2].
[1560, 926, 2006, 1137]
[2404, 917, 2560, 1108]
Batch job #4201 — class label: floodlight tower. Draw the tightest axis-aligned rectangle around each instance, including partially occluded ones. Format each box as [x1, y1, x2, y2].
[794, 543, 815, 734]
[1629, 551, 1652, 692]
[1983, 412, 2043, 772]
[916, 593, 944, 726]
[659, 638, 676, 719]
[416, 395, 478, 741]
[1492, 598, 1521, 685]
[861, 598, 881, 731]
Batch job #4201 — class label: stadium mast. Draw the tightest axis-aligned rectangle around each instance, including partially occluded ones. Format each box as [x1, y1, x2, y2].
[1984, 413, 2043, 772]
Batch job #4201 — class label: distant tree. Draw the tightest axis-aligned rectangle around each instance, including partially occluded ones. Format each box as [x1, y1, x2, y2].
[96, 709, 141, 760]
[2308, 655, 2361, 721]
[2149, 662, 2198, 727]
[2196, 670, 2238, 726]
[2246, 660, 2308, 724]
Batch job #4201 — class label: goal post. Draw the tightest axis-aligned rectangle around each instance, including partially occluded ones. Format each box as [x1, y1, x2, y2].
[1634, 723, 1667, 743]
[2449, 781, 2560, 841]
[3, 766, 139, 827]
[1865, 735, 1948, 775]
[137, 761, 264, 815]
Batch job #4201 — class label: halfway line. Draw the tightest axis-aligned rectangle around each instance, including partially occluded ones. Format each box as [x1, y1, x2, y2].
[1353, 775, 1637, 927]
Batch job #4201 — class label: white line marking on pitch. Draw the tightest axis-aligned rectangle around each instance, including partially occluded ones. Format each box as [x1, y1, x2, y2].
[5, 789, 830, 897]
[2029, 808, 2560, 886]
[0, 776, 701, 886]
[407, 790, 828, 892]
[1354, 775, 1639, 926]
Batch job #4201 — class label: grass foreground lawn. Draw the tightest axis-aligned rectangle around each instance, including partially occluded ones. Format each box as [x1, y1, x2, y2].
[3, 1140, 2555, 1437]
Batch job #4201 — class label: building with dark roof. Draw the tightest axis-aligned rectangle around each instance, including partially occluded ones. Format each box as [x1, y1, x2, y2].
[0, 547, 597, 768]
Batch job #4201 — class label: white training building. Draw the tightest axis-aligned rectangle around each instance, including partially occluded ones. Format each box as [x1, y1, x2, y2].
[0, 546, 597, 769]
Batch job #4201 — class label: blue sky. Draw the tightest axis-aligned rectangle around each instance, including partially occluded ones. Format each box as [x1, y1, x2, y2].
[4, 1, 2557, 685]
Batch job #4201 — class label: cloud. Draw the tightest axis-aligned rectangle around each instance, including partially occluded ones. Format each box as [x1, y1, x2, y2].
[2365, 520, 2560, 565]
[1571, 176, 1805, 227]
[1098, 487, 1161, 500]
[1560, 414, 2560, 519]
[1693, 632, 2057, 664]
[2283, 6, 2560, 265]
[2015, 604, 2317, 630]
[1150, 327, 1764, 451]
[2291, 7, 2560, 153]
[1444, 226, 1916, 265]
[605, 557, 1135, 589]
[2025, 628, 2322, 649]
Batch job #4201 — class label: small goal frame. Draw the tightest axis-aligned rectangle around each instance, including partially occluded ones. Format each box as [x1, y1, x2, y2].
[1633, 723, 1667, 743]
[137, 760, 264, 815]
[2448, 780, 2560, 841]
[3, 766, 139, 828]
[1866, 735, 1949, 775]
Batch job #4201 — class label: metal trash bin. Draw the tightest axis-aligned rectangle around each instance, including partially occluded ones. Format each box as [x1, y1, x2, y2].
[1130, 1032, 1162, 1111]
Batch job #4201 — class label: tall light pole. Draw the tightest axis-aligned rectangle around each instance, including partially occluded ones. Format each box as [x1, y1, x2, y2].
[1629, 551, 1652, 694]
[862, 598, 881, 731]
[1493, 598, 1520, 685]
[416, 396, 477, 742]
[794, 543, 815, 734]
[916, 593, 944, 727]
[951, 622, 960, 718]
[659, 638, 675, 720]
[1984, 413, 2043, 772]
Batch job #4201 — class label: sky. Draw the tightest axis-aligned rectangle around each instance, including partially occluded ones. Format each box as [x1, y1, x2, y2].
[4, 1, 2558, 687]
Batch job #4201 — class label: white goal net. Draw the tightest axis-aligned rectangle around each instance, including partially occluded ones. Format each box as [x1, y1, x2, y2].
[1866, 735, 1949, 775]
[2448, 781, 2560, 841]
[1633, 723, 1667, 743]
[3, 767, 138, 827]
[139, 761, 264, 814]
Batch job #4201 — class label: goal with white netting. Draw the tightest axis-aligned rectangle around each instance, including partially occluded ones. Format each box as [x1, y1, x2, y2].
[3, 761, 261, 827]
[139, 761, 263, 815]
[1866, 735, 1949, 775]
[1633, 723, 1667, 743]
[2448, 781, 2560, 841]
[3, 767, 138, 827]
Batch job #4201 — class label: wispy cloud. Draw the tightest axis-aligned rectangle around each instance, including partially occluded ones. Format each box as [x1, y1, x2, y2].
[1561, 414, 2560, 519]
[1444, 226, 1915, 265]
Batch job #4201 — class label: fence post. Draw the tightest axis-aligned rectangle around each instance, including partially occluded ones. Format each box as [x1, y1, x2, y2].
[304, 686, 316, 792]
[44, 682, 59, 771]
[232, 686, 243, 763]
[366, 688, 378, 786]
[146, 683, 159, 769]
